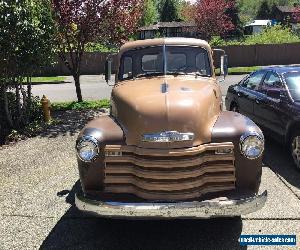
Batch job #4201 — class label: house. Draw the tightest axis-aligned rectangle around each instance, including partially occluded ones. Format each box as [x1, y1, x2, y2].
[138, 21, 198, 40]
[244, 20, 273, 35]
[272, 5, 300, 28]
[244, 5, 300, 35]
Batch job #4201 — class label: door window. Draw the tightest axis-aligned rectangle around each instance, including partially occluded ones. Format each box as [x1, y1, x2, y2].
[241, 71, 265, 90]
[262, 72, 282, 88]
[122, 56, 132, 79]
[284, 71, 300, 101]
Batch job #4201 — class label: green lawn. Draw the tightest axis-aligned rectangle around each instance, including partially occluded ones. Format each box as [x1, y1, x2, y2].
[228, 66, 261, 74]
[215, 66, 261, 75]
[51, 99, 110, 111]
[23, 76, 67, 84]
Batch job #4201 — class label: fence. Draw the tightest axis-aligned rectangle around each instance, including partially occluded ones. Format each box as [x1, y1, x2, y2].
[39, 43, 300, 76]
[39, 52, 117, 76]
[215, 42, 300, 68]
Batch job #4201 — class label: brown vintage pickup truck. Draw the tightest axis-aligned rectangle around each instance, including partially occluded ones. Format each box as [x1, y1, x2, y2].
[75, 38, 267, 219]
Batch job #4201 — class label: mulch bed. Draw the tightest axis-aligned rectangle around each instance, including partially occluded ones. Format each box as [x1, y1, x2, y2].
[0, 108, 108, 149]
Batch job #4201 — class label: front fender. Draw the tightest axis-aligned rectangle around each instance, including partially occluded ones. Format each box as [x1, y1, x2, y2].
[211, 111, 264, 192]
[78, 115, 125, 146]
[77, 115, 125, 192]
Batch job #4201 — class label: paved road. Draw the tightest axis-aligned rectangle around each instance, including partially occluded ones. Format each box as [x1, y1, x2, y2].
[32, 75, 246, 102]
[32, 75, 114, 102]
[0, 110, 299, 249]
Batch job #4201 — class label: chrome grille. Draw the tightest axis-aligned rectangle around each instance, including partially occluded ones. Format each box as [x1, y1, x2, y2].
[104, 143, 236, 201]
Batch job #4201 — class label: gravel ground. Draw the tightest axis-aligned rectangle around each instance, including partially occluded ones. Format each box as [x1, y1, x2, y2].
[0, 110, 299, 250]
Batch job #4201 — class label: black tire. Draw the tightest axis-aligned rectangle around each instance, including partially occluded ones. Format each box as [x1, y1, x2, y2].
[289, 130, 300, 171]
[230, 103, 239, 113]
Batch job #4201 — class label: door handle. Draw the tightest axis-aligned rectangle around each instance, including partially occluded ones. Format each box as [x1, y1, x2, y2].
[237, 92, 242, 97]
[255, 99, 260, 104]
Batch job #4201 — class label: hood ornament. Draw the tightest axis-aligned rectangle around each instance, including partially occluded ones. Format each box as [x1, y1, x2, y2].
[142, 131, 194, 142]
[161, 82, 169, 93]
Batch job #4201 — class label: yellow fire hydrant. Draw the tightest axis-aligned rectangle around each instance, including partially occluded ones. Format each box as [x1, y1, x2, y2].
[41, 95, 51, 122]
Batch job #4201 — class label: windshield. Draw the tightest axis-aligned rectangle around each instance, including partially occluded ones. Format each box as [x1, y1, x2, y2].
[284, 71, 300, 101]
[118, 45, 212, 81]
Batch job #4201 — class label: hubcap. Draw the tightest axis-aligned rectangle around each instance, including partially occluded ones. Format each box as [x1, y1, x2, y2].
[292, 136, 300, 169]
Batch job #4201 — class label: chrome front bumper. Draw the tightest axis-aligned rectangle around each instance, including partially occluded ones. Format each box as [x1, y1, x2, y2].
[75, 190, 267, 219]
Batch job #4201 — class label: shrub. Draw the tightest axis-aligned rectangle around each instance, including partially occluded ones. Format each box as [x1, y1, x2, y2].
[85, 43, 118, 53]
[0, 0, 55, 144]
[210, 36, 228, 47]
[0, 92, 42, 144]
[243, 25, 300, 45]
[210, 25, 300, 46]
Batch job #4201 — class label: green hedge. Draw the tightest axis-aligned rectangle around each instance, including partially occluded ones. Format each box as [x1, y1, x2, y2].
[210, 25, 300, 47]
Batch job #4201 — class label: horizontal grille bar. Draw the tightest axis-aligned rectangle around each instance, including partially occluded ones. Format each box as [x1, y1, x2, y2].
[105, 163, 234, 180]
[105, 183, 236, 201]
[103, 142, 236, 201]
[105, 174, 235, 191]
[104, 142, 234, 157]
[105, 155, 234, 168]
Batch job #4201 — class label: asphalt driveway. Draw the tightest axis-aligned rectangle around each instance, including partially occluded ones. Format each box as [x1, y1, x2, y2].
[0, 109, 299, 250]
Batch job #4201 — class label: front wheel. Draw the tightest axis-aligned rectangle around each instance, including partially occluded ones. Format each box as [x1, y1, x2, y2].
[230, 103, 239, 113]
[290, 131, 300, 171]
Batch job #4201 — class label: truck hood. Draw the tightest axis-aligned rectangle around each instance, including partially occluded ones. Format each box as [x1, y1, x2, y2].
[111, 76, 222, 149]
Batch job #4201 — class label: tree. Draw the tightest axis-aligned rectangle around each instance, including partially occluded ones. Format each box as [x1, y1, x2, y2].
[180, 1, 196, 21]
[257, 0, 271, 19]
[238, 0, 295, 22]
[52, 0, 143, 102]
[99, 0, 144, 45]
[225, 0, 243, 37]
[194, 0, 235, 40]
[0, 0, 55, 140]
[141, 0, 159, 26]
[161, 0, 180, 22]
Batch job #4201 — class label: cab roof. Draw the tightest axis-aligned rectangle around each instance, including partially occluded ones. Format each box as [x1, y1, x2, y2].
[119, 38, 211, 55]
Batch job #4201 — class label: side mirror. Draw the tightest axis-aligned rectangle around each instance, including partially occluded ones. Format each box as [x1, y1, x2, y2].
[267, 89, 281, 100]
[105, 58, 112, 83]
[220, 54, 228, 77]
[213, 49, 228, 82]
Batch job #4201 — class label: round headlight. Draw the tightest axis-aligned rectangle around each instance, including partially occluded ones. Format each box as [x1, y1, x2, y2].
[240, 132, 264, 159]
[76, 136, 99, 162]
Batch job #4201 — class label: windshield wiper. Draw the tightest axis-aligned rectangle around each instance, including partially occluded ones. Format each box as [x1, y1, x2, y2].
[170, 72, 209, 77]
[134, 72, 163, 78]
[189, 72, 209, 77]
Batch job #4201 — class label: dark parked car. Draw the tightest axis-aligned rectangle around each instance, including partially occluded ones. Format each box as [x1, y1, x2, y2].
[225, 66, 300, 170]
